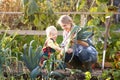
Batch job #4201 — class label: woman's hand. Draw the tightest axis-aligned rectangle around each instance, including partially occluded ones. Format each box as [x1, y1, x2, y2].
[67, 48, 73, 54]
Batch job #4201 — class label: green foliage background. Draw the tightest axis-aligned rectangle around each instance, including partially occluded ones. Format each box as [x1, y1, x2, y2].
[0, 0, 120, 79]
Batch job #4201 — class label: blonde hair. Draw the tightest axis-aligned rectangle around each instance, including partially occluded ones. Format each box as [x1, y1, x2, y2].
[46, 26, 57, 38]
[57, 15, 74, 25]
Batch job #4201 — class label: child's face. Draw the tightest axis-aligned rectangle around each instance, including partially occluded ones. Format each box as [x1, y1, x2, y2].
[50, 31, 58, 40]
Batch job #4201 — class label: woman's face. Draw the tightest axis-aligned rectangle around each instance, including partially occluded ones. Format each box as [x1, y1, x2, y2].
[60, 23, 71, 32]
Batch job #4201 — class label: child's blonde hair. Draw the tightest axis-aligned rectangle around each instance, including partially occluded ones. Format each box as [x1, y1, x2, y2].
[46, 26, 57, 38]
[57, 15, 74, 25]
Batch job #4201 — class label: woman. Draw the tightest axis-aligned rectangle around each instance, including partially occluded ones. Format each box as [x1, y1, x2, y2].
[57, 15, 98, 72]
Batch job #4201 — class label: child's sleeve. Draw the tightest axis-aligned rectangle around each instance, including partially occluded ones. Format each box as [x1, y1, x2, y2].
[47, 39, 61, 52]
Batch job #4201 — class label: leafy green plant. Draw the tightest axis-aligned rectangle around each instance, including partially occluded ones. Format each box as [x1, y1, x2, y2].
[22, 0, 58, 30]
[21, 39, 67, 79]
[21, 40, 44, 79]
[0, 31, 17, 76]
[85, 71, 91, 80]
[102, 69, 120, 80]
[106, 32, 120, 61]
[22, 40, 43, 71]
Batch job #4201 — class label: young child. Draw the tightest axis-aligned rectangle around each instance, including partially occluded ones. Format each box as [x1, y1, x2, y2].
[40, 26, 62, 66]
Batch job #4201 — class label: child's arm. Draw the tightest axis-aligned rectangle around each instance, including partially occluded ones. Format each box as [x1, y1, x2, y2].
[47, 39, 62, 52]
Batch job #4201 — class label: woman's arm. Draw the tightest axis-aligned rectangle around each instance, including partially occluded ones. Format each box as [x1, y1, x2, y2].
[77, 40, 89, 47]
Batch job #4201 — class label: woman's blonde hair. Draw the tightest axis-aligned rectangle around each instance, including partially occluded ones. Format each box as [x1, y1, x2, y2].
[57, 15, 74, 25]
[46, 26, 57, 38]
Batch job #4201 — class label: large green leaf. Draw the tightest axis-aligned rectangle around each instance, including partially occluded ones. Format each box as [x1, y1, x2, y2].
[22, 0, 29, 5]
[27, 0, 39, 16]
[77, 27, 93, 41]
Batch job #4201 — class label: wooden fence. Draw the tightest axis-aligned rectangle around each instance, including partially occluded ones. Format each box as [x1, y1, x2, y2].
[0, 12, 120, 14]
[0, 30, 119, 35]
[0, 30, 63, 35]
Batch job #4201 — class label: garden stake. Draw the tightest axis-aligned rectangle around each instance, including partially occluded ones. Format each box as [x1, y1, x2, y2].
[102, 16, 111, 70]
